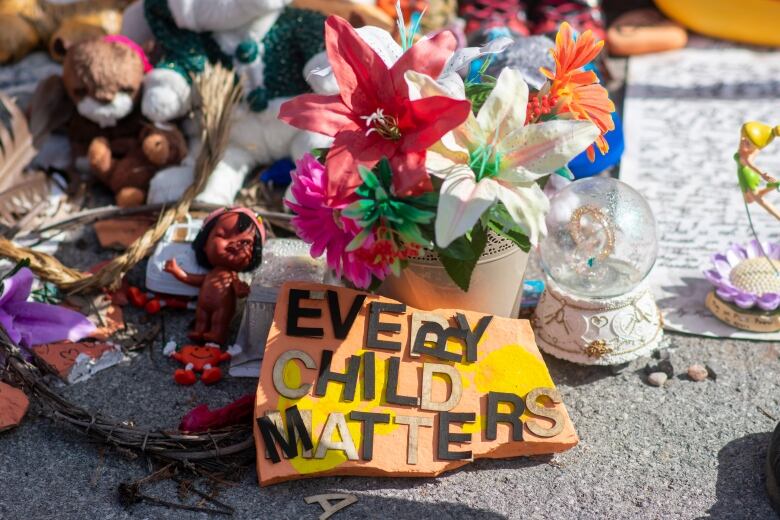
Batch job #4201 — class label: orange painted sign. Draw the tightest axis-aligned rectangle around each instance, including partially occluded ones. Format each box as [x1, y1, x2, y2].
[254, 282, 577, 486]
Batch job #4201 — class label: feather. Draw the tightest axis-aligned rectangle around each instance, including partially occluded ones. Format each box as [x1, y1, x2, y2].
[28, 75, 73, 149]
[0, 172, 50, 236]
[0, 93, 35, 194]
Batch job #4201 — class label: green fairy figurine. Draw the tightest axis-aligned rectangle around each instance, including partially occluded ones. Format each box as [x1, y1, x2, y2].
[736, 121, 780, 220]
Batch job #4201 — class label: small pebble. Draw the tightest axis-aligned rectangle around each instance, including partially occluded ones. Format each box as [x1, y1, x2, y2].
[688, 364, 708, 382]
[647, 372, 667, 387]
[645, 357, 674, 377]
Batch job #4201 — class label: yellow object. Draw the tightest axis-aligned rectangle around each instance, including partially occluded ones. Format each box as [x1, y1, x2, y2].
[47, 3, 124, 61]
[742, 122, 780, 149]
[292, 0, 394, 31]
[0, 0, 49, 63]
[655, 0, 780, 47]
[0, 0, 128, 64]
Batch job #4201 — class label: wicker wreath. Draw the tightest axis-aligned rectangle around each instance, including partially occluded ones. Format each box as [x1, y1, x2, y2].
[0, 330, 255, 478]
[0, 66, 259, 489]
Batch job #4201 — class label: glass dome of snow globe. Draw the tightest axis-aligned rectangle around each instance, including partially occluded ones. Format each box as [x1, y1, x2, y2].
[539, 176, 658, 299]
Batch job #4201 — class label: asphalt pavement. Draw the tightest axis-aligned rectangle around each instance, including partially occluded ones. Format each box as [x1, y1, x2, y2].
[1, 295, 777, 519]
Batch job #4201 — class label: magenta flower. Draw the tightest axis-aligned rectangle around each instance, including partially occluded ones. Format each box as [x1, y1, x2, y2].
[703, 240, 780, 311]
[286, 153, 392, 289]
[286, 154, 355, 274]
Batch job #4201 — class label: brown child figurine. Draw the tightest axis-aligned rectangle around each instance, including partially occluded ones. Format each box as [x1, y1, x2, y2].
[164, 208, 265, 345]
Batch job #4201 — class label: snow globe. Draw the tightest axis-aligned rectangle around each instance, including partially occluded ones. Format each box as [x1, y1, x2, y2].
[532, 177, 664, 365]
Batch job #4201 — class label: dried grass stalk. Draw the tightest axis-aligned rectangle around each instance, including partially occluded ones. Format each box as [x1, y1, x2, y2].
[0, 92, 36, 193]
[0, 65, 242, 294]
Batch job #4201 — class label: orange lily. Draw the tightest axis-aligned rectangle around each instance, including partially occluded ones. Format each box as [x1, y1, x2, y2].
[541, 22, 615, 161]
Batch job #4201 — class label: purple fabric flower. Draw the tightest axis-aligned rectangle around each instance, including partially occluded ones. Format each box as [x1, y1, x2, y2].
[703, 240, 780, 311]
[0, 268, 95, 349]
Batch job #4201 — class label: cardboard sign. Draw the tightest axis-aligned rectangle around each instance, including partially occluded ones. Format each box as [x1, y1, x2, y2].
[253, 283, 578, 486]
[32, 341, 124, 384]
[0, 381, 28, 432]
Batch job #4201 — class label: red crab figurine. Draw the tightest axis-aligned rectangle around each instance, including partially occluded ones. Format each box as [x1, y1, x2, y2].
[164, 208, 265, 345]
[166, 343, 232, 385]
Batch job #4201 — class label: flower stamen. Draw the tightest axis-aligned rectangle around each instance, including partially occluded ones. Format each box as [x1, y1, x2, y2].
[361, 108, 402, 141]
[469, 144, 503, 181]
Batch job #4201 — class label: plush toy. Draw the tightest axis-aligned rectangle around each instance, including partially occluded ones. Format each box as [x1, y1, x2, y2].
[0, 0, 129, 64]
[120, 0, 336, 206]
[164, 342, 234, 385]
[88, 122, 188, 206]
[59, 36, 187, 206]
[291, 0, 394, 29]
[164, 208, 265, 345]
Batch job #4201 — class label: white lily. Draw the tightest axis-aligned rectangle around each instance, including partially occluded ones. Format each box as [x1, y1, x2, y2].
[406, 67, 600, 248]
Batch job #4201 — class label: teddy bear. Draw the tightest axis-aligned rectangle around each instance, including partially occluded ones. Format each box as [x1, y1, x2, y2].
[0, 0, 130, 64]
[119, 0, 337, 206]
[88, 123, 188, 206]
[57, 35, 187, 206]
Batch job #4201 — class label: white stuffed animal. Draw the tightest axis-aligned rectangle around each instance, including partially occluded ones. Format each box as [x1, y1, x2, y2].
[121, 0, 334, 205]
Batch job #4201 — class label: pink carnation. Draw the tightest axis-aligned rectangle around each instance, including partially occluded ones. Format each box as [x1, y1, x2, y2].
[286, 154, 390, 288]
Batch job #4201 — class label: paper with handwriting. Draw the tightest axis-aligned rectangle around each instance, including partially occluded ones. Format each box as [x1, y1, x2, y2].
[621, 40, 780, 339]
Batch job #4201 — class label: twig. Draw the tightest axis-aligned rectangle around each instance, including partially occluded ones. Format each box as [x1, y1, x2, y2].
[19, 202, 291, 240]
[172, 475, 235, 514]
[118, 463, 234, 516]
[119, 483, 233, 516]
[758, 405, 778, 421]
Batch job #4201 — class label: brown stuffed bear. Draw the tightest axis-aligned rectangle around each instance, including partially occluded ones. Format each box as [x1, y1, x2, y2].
[0, 0, 130, 64]
[59, 36, 186, 207]
[88, 123, 187, 207]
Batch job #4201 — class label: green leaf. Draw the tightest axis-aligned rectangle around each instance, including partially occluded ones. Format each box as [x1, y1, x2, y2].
[367, 276, 384, 292]
[487, 217, 532, 252]
[396, 220, 432, 248]
[465, 76, 497, 114]
[382, 209, 405, 224]
[470, 222, 489, 258]
[436, 252, 474, 292]
[0, 258, 31, 290]
[438, 222, 489, 260]
[342, 199, 375, 220]
[412, 191, 439, 209]
[376, 158, 394, 188]
[346, 227, 373, 251]
[388, 200, 435, 224]
[438, 235, 475, 260]
[434, 222, 488, 291]
[390, 258, 402, 277]
[358, 166, 380, 190]
[355, 184, 373, 199]
[310, 148, 329, 163]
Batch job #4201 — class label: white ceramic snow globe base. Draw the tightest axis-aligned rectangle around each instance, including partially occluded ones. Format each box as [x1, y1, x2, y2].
[532, 177, 665, 365]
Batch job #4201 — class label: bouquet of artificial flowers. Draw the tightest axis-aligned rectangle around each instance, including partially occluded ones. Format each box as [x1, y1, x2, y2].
[280, 13, 613, 291]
